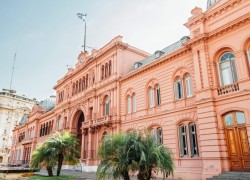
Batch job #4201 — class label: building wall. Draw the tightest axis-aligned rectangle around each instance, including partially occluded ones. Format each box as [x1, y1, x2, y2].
[10, 0, 250, 179]
[0, 90, 36, 163]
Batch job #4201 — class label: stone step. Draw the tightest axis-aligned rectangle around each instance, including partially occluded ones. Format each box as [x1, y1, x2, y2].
[207, 171, 250, 180]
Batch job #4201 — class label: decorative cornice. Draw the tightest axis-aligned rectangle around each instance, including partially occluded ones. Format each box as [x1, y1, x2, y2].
[185, 0, 245, 28]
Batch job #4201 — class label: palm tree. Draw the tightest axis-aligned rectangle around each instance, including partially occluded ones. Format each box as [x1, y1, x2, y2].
[46, 131, 80, 176]
[30, 144, 57, 176]
[97, 132, 144, 180]
[137, 132, 174, 180]
[97, 131, 174, 180]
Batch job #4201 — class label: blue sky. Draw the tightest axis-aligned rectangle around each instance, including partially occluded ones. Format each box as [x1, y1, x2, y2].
[0, 0, 207, 101]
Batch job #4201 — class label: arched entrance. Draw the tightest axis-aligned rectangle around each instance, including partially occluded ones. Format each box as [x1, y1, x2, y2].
[77, 112, 85, 147]
[72, 110, 85, 156]
[0, 156, 3, 163]
[223, 111, 250, 171]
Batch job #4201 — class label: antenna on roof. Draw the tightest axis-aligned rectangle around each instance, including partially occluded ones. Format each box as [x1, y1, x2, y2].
[9, 53, 16, 92]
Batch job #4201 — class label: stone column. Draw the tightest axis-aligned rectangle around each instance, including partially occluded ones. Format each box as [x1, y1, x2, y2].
[81, 129, 87, 162]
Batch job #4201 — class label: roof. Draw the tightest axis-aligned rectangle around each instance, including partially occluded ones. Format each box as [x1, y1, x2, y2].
[129, 36, 190, 72]
[20, 114, 28, 125]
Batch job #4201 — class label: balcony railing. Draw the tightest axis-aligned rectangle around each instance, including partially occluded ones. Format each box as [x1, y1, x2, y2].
[217, 83, 239, 95]
[21, 137, 33, 145]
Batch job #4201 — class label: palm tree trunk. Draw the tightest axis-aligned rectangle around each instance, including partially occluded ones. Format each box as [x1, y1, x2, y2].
[57, 153, 64, 176]
[46, 166, 53, 176]
[146, 169, 152, 180]
[122, 171, 130, 180]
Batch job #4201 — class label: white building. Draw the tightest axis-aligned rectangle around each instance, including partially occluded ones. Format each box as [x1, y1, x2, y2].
[0, 89, 37, 163]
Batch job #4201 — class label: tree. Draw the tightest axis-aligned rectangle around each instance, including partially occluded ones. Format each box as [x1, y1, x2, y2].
[30, 144, 57, 176]
[137, 132, 174, 180]
[96, 131, 174, 180]
[46, 131, 80, 176]
[97, 132, 143, 180]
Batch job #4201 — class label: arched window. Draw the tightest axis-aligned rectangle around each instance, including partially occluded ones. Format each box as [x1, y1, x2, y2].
[104, 96, 110, 116]
[178, 125, 188, 156]
[101, 65, 104, 80]
[178, 122, 199, 157]
[132, 94, 136, 113]
[188, 123, 198, 157]
[86, 74, 88, 88]
[149, 88, 154, 108]
[82, 77, 85, 90]
[174, 78, 183, 100]
[127, 96, 131, 114]
[45, 122, 48, 135]
[247, 47, 250, 67]
[72, 83, 75, 96]
[76, 81, 78, 94]
[185, 74, 192, 97]
[105, 63, 108, 78]
[109, 61, 112, 76]
[150, 127, 163, 144]
[156, 85, 161, 106]
[218, 52, 237, 86]
[79, 79, 82, 92]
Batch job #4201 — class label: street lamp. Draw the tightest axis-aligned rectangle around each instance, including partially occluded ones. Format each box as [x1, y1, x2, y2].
[77, 13, 87, 52]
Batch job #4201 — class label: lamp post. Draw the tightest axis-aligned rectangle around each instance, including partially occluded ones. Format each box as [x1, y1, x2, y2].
[77, 13, 87, 52]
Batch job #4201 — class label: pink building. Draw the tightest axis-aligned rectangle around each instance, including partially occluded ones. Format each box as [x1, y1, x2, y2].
[10, 0, 250, 179]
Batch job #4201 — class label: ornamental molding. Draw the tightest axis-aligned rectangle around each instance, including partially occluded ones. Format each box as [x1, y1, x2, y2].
[186, 0, 244, 28]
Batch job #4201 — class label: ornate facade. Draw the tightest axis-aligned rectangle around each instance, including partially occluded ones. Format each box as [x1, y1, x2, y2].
[10, 0, 250, 179]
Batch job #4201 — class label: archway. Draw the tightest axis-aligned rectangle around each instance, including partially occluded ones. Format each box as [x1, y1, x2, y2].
[0, 156, 3, 163]
[72, 110, 85, 155]
[76, 111, 85, 148]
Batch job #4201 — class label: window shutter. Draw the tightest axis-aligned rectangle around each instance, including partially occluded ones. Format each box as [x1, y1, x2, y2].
[156, 87, 161, 105]
[133, 95, 136, 112]
[174, 82, 178, 100]
[230, 59, 237, 83]
[217, 62, 223, 86]
[178, 126, 184, 157]
[189, 124, 194, 157]
[247, 50, 250, 66]
[179, 81, 183, 99]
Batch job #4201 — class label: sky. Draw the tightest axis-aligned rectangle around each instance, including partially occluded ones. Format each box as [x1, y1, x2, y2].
[0, 0, 208, 101]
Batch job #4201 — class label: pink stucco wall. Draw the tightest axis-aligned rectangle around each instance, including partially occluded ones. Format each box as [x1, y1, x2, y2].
[11, 0, 250, 179]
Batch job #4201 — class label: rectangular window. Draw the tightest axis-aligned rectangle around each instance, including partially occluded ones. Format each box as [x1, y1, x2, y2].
[89, 107, 93, 120]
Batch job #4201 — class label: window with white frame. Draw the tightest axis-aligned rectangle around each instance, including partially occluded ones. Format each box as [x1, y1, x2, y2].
[150, 127, 163, 144]
[132, 94, 136, 113]
[247, 47, 250, 67]
[127, 96, 131, 114]
[189, 123, 199, 157]
[178, 125, 188, 156]
[174, 78, 183, 100]
[149, 88, 154, 108]
[105, 96, 110, 116]
[156, 86, 161, 106]
[178, 123, 199, 157]
[185, 74, 192, 97]
[218, 52, 237, 86]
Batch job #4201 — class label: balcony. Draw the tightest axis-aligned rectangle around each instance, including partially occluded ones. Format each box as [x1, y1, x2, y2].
[92, 116, 112, 127]
[217, 83, 239, 95]
[21, 138, 33, 145]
